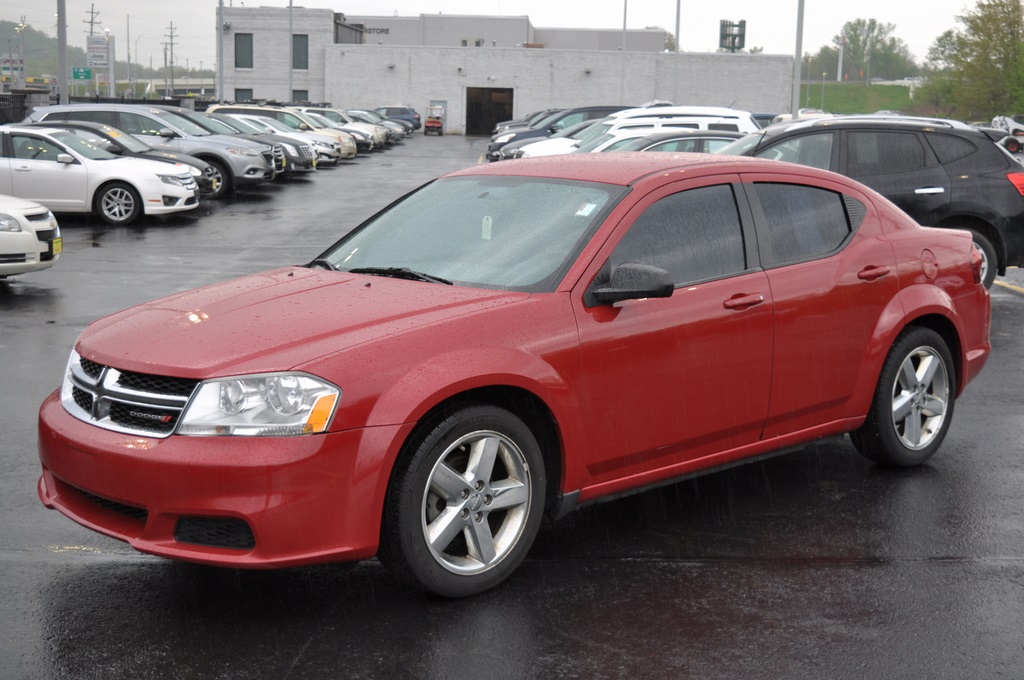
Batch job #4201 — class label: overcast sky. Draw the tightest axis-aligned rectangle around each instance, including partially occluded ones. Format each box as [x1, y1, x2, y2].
[7, 0, 973, 72]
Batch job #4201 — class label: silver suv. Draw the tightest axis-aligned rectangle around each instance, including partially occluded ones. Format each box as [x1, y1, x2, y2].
[26, 104, 274, 199]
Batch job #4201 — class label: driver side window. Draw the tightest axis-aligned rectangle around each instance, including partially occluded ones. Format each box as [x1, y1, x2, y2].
[12, 135, 63, 162]
[610, 184, 747, 285]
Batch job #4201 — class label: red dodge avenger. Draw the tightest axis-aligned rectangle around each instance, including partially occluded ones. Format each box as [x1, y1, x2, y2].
[38, 153, 990, 597]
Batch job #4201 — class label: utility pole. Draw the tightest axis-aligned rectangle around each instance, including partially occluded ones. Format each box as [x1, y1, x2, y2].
[165, 21, 177, 98]
[84, 3, 100, 36]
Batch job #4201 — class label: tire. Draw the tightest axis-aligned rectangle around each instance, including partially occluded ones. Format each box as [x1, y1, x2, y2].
[968, 230, 997, 289]
[94, 182, 142, 225]
[379, 404, 546, 597]
[201, 158, 231, 199]
[850, 327, 956, 467]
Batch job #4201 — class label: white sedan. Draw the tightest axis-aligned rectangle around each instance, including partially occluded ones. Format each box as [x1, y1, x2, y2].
[0, 194, 61, 278]
[0, 125, 199, 225]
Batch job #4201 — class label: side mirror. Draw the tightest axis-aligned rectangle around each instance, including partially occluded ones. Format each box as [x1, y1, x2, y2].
[158, 128, 177, 138]
[105, 143, 123, 155]
[298, 123, 310, 131]
[56, 153, 75, 164]
[589, 262, 674, 305]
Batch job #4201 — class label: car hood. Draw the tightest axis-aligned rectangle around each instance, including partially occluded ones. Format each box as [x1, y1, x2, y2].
[77, 266, 527, 378]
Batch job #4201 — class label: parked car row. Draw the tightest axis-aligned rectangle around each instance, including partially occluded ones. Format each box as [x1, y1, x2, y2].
[0, 102, 415, 232]
[487, 104, 762, 161]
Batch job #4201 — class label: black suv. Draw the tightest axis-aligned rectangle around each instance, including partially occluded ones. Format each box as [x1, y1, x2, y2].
[721, 116, 1024, 287]
[487, 106, 633, 161]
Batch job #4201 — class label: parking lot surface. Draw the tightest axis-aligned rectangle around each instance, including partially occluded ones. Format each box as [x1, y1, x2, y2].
[3, 135, 1024, 679]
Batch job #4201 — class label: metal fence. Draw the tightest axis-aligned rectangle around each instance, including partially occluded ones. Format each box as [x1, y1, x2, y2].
[0, 93, 28, 124]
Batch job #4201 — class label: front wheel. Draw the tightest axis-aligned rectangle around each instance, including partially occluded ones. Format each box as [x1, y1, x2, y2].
[95, 182, 142, 225]
[379, 404, 546, 597]
[850, 327, 956, 467]
[201, 158, 231, 199]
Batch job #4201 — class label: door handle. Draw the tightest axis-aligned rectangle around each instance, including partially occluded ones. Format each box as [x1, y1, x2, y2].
[723, 293, 765, 310]
[858, 265, 890, 281]
[914, 187, 945, 195]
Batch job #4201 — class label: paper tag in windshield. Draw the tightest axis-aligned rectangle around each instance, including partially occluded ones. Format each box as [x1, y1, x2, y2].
[576, 203, 597, 217]
[482, 215, 492, 240]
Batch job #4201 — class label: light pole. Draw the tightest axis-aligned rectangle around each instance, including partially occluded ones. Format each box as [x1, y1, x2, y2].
[134, 35, 144, 96]
[821, 71, 826, 110]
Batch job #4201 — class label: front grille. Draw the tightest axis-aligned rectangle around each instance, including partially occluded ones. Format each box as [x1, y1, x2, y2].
[299, 145, 314, 159]
[35, 228, 56, 241]
[25, 210, 52, 223]
[75, 485, 148, 521]
[62, 357, 199, 438]
[175, 517, 255, 550]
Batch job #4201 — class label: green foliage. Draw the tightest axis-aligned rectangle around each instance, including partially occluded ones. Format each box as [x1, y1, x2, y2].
[806, 18, 919, 83]
[921, 0, 1024, 120]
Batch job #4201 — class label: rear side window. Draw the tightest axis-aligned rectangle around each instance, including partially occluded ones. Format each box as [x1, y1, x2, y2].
[847, 131, 928, 177]
[756, 132, 833, 170]
[64, 110, 116, 126]
[926, 134, 978, 164]
[118, 112, 162, 136]
[611, 184, 746, 285]
[753, 183, 851, 266]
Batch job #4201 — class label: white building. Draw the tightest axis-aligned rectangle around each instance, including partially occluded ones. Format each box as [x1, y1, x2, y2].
[218, 7, 793, 135]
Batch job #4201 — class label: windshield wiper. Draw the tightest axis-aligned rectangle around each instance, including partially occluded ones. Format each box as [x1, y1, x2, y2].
[348, 266, 453, 285]
[307, 258, 336, 271]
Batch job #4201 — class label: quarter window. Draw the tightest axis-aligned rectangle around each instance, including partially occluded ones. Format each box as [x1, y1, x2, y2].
[753, 183, 851, 266]
[927, 134, 977, 164]
[610, 184, 746, 285]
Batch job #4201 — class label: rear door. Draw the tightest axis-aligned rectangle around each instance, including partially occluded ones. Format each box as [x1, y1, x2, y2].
[840, 129, 950, 227]
[740, 173, 899, 437]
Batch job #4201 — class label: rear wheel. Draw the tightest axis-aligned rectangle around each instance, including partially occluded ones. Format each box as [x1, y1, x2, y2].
[379, 404, 546, 597]
[851, 327, 955, 467]
[967, 230, 997, 289]
[94, 182, 141, 225]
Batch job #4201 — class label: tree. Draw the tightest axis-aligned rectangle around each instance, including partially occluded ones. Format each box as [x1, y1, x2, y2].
[919, 0, 1024, 120]
[830, 19, 918, 81]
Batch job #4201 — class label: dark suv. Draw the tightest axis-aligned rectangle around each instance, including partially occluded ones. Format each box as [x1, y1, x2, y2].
[487, 106, 633, 161]
[721, 115, 1024, 287]
[375, 106, 421, 131]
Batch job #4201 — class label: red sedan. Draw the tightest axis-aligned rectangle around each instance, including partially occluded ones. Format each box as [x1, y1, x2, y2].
[38, 153, 990, 597]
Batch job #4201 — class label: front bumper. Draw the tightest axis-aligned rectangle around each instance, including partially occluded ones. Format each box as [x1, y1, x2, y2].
[38, 391, 407, 568]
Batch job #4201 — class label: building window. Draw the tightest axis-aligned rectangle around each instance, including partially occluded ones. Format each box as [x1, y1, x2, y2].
[235, 33, 253, 69]
[292, 90, 308, 102]
[292, 34, 309, 70]
[234, 88, 254, 102]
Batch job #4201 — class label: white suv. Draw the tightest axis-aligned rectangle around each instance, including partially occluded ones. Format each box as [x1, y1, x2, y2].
[0, 194, 61, 278]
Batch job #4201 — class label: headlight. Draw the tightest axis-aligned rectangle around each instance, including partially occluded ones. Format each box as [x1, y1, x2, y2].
[281, 142, 297, 155]
[0, 213, 22, 232]
[158, 174, 187, 186]
[227, 147, 262, 157]
[177, 372, 340, 436]
[494, 132, 515, 144]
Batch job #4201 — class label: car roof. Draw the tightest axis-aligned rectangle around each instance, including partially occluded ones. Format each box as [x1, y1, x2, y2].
[444, 152, 836, 187]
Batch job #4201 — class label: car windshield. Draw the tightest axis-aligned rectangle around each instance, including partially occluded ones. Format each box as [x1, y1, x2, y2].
[218, 116, 262, 134]
[50, 130, 119, 160]
[197, 115, 243, 135]
[573, 119, 615, 147]
[573, 131, 620, 153]
[714, 132, 766, 156]
[153, 110, 214, 136]
[319, 176, 625, 292]
[254, 117, 292, 133]
[353, 110, 386, 124]
[306, 113, 340, 129]
[314, 110, 349, 124]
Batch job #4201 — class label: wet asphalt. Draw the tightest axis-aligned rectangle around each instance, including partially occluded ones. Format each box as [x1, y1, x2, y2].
[2, 134, 1024, 679]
